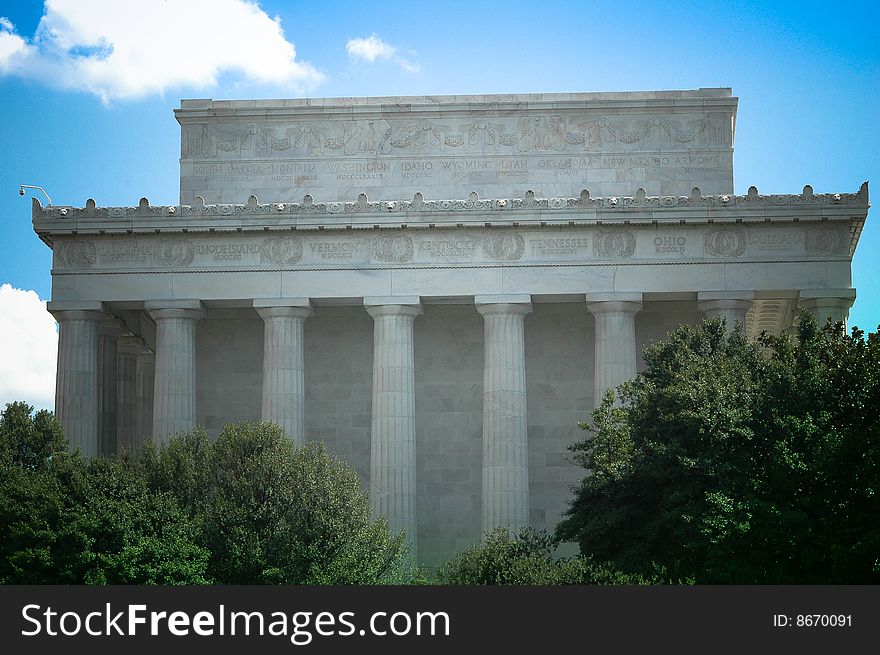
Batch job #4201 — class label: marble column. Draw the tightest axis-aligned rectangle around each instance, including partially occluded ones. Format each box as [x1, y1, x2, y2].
[587, 293, 643, 406]
[475, 295, 532, 534]
[48, 303, 103, 458]
[798, 289, 856, 327]
[364, 296, 422, 558]
[697, 291, 755, 331]
[254, 298, 313, 445]
[116, 335, 144, 452]
[146, 300, 203, 441]
[136, 349, 155, 444]
[98, 318, 125, 456]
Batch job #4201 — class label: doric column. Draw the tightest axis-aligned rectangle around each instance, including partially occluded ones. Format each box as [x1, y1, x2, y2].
[146, 300, 203, 441]
[254, 298, 313, 445]
[798, 289, 856, 326]
[136, 349, 155, 444]
[48, 301, 103, 457]
[98, 318, 125, 456]
[697, 291, 755, 331]
[364, 296, 422, 559]
[116, 335, 144, 452]
[587, 293, 643, 406]
[475, 295, 532, 534]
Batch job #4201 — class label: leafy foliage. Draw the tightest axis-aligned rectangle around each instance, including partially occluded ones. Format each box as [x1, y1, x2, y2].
[135, 422, 410, 584]
[0, 401, 208, 584]
[557, 314, 880, 583]
[1, 409, 409, 584]
[435, 527, 667, 585]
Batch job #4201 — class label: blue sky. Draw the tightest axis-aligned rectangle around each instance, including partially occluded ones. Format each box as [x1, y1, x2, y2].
[0, 0, 877, 407]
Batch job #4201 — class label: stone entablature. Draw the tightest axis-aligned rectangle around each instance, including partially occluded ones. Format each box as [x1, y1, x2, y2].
[175, 89, 737, 202]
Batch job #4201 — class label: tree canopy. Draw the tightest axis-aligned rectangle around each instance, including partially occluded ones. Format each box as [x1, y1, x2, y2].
[557, 314, 880, 583]
[0, 410, 410, 584]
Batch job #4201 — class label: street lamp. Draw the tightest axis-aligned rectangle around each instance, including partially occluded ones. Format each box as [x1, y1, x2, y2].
[19, 184, 53, 206]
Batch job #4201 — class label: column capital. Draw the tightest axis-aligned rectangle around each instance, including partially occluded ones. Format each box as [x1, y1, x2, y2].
[47, 300, 104, 322]
[364, 296, 422, 319]
[697, 292, 754, 315]
[145, 299, 203, 322]
[136, 348, 155, 361]
[797, 288, 856, 308]
[697, 291, 756, 303]
[586, 292, 642, 315]
[475, 294, 532, 317]
[254, 298, 313, 320]
[99, 317, 127, 338]
[117, 335, 146, 357]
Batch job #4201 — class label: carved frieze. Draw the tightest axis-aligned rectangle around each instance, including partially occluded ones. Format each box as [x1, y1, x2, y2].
[372, 235, 414, 263]
[594, 230, 636, 259]
[154, 240, 195, 267]
[261, 237, 303, 266]
[482, 233, 525, 262]
[180, 113, 732, 160]
[805, 226, 848, 256]
[704, 229, 747, 258]
[56, 240, 96, 268]
[47, 220, 855, 275]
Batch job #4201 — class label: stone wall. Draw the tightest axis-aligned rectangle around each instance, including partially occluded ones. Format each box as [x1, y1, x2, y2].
[195, 309, 263, 436]
[303, 306, 374, 484]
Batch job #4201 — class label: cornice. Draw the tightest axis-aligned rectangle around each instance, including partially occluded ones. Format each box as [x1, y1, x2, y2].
[32, 183, 869, 255]
[174, 89, 737, 122]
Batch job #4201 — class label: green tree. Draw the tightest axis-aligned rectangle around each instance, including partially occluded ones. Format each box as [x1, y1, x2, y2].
[0, 402, 208, 584]
[557, 314, 880, 583]
[135, 422, 411, 584]
[435, 527, 665, 585]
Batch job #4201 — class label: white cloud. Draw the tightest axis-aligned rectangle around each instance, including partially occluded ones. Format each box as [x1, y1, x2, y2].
[397, 58, 420, 74]
[0, 0, 324, 103]
[346, 33, 396, 62]
[0, 16, 29, 72]
[346, 33, 419, 73]
[0, 284, 58, 412]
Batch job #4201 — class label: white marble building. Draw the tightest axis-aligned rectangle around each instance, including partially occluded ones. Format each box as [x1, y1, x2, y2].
[34, 89, 869, 565]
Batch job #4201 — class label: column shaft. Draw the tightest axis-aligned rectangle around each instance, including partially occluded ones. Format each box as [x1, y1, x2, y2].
[51, 309, 102, 457]
[365, 299, 421, 559]
[476, 298, 532, 533]
[98, 320, 124, 456]
[147, 303, 202, 440]
[255, 303, 312, 445]
[587, 296, 642, 406]
[136, 350, 155, 444]
[116, 336, 143, 452]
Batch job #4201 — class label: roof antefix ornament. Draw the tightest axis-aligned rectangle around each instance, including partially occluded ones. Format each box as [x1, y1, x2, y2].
[31, 182, 870, 220]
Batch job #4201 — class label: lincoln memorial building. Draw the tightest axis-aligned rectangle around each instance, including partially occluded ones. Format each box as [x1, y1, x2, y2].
[33, 89, 869, 565]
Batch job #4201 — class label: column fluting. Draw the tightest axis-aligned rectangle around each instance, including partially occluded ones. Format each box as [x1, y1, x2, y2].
[146, 301, 203, 441]
[98, 319, 124, 456]
[587, 294, 643, 406]
[476, 295, 532, 534]
[116, 335, 144, 452]
[365, 297, 422, 559]
[49, 305, 103, 457]
[254, 300, 312, 445]
[136, 349, 155, 444]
